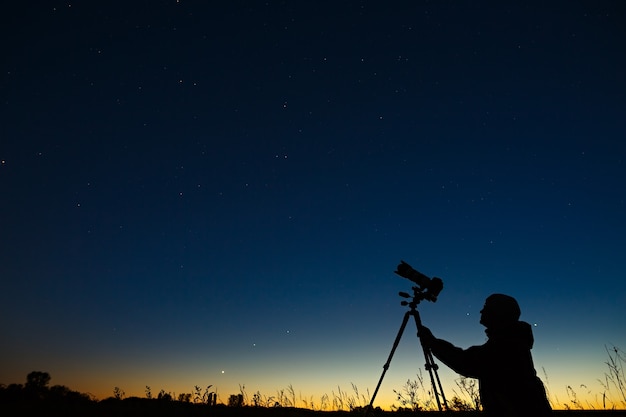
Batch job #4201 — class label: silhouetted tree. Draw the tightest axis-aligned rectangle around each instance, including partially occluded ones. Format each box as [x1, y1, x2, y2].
[0, 372, 92, 408]
[0, 383, 25, 403]
[26, 371, 50, 390]
[228, 393, 244, 407]
[48, 384, 91, 403]
[113, 386, 125, 400]
[25, 371, 51, 400]
[157, 389, 172, 401]
[177, 392, 191, 402]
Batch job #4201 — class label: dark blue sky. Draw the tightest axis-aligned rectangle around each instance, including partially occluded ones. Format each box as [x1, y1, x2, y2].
[1, 1, 625, 409]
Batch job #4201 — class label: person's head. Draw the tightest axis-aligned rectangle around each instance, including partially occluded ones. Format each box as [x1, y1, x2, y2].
[479, 293, 521, 329]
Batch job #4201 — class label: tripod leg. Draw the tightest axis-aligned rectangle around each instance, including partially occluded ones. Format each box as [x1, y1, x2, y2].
[411, 310, 448, 411]
[429, 349, 448, 409]
[423, 347, 448, 411]
[367, 311, 411, 411]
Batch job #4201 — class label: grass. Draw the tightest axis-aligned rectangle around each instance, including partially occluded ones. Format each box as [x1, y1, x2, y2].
[2, 345, 625, 414]
[544, 345, 626, 411]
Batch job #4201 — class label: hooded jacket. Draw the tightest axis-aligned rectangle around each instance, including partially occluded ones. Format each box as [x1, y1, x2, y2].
[429, 321, 551, 416]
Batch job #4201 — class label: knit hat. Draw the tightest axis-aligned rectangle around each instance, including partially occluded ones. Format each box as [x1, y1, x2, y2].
[483, 293, 521, 323]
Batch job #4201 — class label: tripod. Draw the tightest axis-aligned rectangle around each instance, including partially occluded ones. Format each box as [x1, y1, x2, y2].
[367, 293, 448, 412]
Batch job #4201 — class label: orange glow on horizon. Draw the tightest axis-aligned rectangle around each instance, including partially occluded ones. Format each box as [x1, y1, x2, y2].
[5, 370, 621, 411]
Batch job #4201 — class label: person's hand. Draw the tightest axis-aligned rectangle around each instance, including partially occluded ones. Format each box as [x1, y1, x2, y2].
[418, 325, 435, 345]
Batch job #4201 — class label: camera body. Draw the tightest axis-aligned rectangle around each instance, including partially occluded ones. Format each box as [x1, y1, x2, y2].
[395, 260, 443, 302]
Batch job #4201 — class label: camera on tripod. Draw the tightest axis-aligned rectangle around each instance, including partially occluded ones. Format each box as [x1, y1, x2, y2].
[366, 261, 448, 413]
[395, 260, 443, 303]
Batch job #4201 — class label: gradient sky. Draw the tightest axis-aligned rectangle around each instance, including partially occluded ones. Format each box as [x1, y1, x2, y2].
[1, 1, 625, 410]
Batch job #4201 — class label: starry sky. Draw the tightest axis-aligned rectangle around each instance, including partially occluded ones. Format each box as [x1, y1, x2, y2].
[1, 0, 625, 410]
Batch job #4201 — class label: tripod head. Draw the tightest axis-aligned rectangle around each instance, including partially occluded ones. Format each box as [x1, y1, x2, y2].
[395, 261, 443, 307]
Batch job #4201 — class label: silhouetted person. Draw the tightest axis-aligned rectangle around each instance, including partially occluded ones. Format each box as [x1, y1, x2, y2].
[419, 294, 551, 417]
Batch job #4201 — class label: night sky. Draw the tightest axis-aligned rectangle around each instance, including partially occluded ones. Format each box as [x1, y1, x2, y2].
[1, 1, 625, 410]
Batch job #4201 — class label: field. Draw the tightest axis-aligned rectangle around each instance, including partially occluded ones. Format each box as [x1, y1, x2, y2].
[3, 400, 626, 417]
[2, 346, 624, 416]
